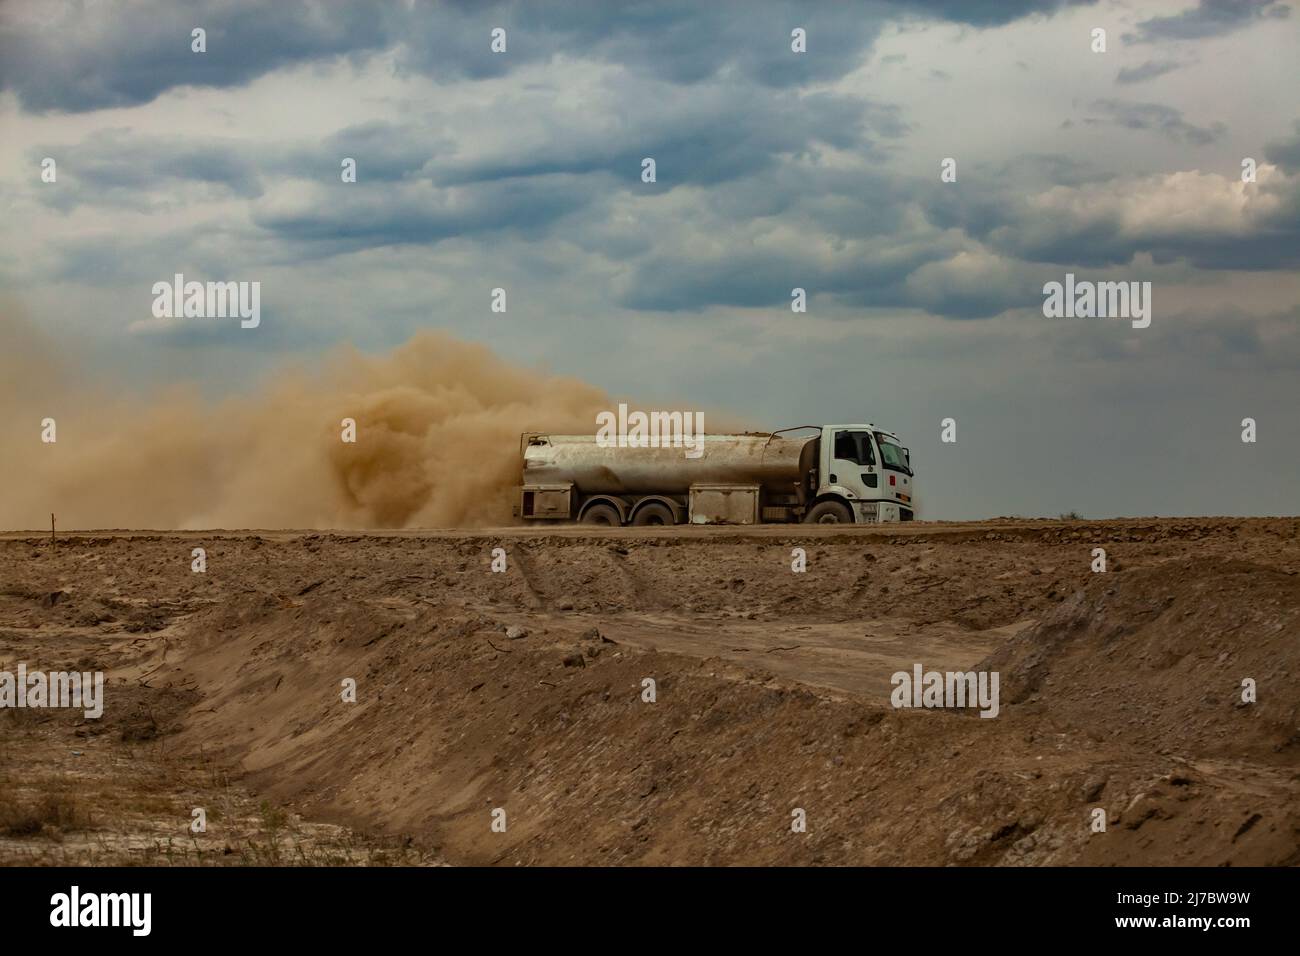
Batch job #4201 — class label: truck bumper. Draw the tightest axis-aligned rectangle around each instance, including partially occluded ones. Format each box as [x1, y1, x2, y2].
[855, 501, 904, 523]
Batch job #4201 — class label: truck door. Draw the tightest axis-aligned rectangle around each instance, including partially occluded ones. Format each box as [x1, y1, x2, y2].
[829, 429, 878, 499]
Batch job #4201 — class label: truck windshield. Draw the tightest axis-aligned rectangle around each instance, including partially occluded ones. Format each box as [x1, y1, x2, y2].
[875, 433, 911, 475]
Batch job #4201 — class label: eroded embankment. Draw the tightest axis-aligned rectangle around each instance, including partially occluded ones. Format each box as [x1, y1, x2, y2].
[3, 520, 1297, 865]
[159, 556, 1300, 866]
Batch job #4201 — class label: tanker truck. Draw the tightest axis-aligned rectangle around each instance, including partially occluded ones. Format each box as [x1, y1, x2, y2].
[514, 424, 915, 525]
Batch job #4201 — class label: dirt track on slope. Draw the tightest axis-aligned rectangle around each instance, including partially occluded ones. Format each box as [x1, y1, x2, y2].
[1, 517, 1297, 865]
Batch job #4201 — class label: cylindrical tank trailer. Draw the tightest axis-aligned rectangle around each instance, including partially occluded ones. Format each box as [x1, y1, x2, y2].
[521, 433, 811, 497]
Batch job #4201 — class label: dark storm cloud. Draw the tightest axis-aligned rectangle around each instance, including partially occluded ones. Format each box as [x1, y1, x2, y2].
[32, 130, 262, 211]
[1012, 224, 1300, 271]
[1145, 228, 1300, 271]
[615, 235, 1033, 320]
[0, 1, 393, 113]
[1124, 0, 1291, 43]
[400, 2, 888, 90]
[34, 74, 891, 207]
[434, 89, 891, 188]
[10, 0, 1291, 328]
[0, 0, 1094, 114]
[251, 174, 599, 252]
[899, 0, 1094, 24]
[243, 86, 893, 251]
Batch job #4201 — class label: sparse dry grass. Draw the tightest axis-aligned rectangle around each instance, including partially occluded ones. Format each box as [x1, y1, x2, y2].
[0, 781, 89, 839]
[0, 713, 443, 866]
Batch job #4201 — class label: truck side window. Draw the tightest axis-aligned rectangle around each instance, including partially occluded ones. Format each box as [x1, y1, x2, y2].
[834, 431, 875, 466]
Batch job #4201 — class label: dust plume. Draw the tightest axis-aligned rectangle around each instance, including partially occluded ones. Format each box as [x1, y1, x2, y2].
[0, 317, 612, 530]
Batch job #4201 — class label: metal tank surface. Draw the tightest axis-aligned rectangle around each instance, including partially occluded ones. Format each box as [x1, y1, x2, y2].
[522, 434, 813, 496]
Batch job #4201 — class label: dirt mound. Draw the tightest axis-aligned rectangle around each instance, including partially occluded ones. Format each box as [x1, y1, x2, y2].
[159, 580, 1298, 865]
[986, 559, 1300, 761]
[4, 520, 1298, 866]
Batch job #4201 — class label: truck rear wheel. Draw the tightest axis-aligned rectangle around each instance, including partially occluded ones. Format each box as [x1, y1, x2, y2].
[805, 500, 853, 524]
[632, 502, 676, 526]
[581, 503, 622, 526]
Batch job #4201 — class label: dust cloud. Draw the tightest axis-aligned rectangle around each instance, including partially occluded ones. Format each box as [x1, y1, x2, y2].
[0, 317, 612, 530]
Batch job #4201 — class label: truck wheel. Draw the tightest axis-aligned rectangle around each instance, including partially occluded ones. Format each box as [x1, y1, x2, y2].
[805, 500, 853, 524]
[581, 503, 622, 526]
[632, 502, 676, 526]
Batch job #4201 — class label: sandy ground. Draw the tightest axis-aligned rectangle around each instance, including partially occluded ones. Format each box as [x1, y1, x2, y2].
[1, 516, 1297, 866]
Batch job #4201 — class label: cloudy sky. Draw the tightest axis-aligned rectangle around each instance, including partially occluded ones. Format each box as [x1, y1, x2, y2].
[2, 0, 1298, 520]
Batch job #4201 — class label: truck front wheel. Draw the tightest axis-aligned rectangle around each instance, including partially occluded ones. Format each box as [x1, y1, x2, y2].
[581, 503, 622, 526]
[805, 500, 853, 524]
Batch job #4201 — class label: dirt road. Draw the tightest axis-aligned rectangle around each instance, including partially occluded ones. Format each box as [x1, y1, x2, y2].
[2, 516, 1297, 865]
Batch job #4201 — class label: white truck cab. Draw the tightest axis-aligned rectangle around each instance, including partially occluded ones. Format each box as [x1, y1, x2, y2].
[812, 424, 915, 523]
